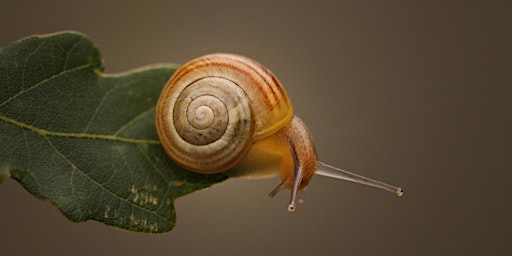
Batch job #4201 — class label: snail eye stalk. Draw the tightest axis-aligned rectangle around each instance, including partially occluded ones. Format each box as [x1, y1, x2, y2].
[315, 161, 404, 197]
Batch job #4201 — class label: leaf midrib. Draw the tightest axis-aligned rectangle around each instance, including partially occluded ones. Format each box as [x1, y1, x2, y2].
[0, 114, 169, 224]
[0, 115, 160, 144]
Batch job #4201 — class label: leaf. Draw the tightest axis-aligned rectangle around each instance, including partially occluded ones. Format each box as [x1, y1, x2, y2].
[0, 31, 228, 233]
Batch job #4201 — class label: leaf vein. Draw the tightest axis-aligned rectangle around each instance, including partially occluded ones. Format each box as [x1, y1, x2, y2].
[82, 79, 114, 133]
[0, 62, 96, 108]
[44, 136, 168, 221]
[21, 43, 43, 91]
[114, 107, 156, 136]
[70, 166, 84, 218]
[137, 144, 168, 183]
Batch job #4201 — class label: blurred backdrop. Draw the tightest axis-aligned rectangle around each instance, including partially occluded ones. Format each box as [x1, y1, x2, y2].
[1, 0, 510, 255]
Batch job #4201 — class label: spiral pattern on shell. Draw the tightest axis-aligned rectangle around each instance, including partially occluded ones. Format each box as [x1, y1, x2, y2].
[156, 53, 293, 174]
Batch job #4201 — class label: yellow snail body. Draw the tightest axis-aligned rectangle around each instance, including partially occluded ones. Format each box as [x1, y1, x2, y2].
[156, 53, 403, 212]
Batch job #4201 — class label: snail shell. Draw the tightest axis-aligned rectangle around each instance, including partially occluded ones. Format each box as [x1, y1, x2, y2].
[156, 53, 403, 212]
[156, 53, 294, 173]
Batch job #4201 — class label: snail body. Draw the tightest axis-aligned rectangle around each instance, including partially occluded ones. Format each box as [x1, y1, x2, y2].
[156, 53, 403, 212]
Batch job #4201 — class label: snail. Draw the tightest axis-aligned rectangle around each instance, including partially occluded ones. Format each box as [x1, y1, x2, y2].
[156, 53, 403, 212]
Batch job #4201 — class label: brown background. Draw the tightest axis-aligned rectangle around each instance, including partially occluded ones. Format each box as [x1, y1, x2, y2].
[1, 0, 510, 255]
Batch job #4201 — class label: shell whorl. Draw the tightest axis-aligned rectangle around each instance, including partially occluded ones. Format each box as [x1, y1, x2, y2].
[156, 53, 293, 174]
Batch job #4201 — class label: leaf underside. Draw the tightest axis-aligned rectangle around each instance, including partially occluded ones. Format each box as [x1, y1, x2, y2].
[0, 31, 228, 233]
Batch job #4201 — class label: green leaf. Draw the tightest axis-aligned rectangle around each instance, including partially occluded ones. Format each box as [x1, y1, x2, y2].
[0, 31, 228, 233]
